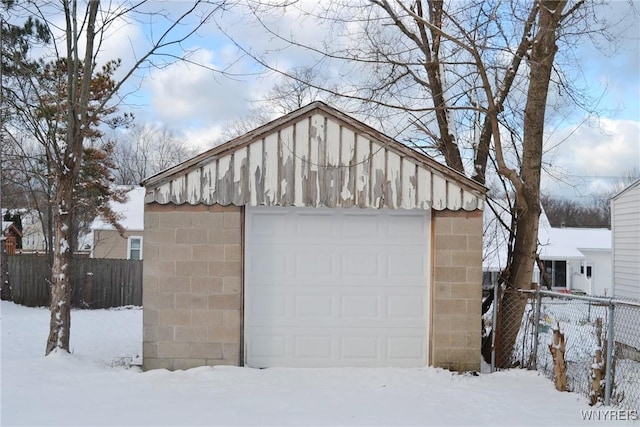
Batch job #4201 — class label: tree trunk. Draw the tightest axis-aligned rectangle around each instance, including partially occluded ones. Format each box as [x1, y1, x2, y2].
[46, 176, 75, 354]
[494, 0, 566, 368]
[548, 324, 567, 391]
[1, 238, 12, 301]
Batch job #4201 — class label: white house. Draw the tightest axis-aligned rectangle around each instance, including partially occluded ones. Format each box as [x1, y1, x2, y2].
[538, 225, 612, 296]
[483, 201, 612, 296]
[611, 179, 640, 300]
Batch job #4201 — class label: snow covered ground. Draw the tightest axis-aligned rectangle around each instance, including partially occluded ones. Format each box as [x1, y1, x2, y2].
[1, 301, 637, 426]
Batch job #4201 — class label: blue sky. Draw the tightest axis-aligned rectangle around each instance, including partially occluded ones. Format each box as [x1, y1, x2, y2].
[18, 0, 639, 200]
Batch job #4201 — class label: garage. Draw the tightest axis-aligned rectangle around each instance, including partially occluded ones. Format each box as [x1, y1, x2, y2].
[141, 102, 485, 372]
[245, 206, 430, 367]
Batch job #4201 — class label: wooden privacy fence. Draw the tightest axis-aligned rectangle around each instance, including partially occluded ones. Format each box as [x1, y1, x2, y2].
[6, 255, 142, 308]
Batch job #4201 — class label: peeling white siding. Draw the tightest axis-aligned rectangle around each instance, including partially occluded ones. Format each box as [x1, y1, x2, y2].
[145, 112, 483, 212]
[186, 168, 201, 205]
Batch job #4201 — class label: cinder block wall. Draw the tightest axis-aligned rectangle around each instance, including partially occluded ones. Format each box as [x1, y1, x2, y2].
[142, 203, 242, 371]
[430, 209, 483, 372]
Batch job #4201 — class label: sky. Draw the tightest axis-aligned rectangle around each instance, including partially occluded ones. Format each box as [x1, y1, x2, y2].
[3, 300, 637, 426]
[8, 0, 640, 200]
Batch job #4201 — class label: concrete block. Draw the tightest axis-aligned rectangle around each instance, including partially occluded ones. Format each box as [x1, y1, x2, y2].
[209, 294, 241, 310]
[176, 261, 208, 277]
[143, 308, 158, 326]
[175, 293, 208, 310]
[191, 310, 224, 328]
[158, 309, 191, 327]
[190, 342, 223, 359]
[158, 278, 191, 294]
[223, 277, 241, 294]
[174, 326, 208, 343]
[176, 228, 209, 244]
[158, 341, 190, 359]
[143, 358, 173, 371]
[143, 342, 158, 358]
[224, 245, 241, 262]
[434, 266, 467, 283]
[191, 277, 224, 294]
[192, 244, 225, 262]
[208, 326, 241, 343]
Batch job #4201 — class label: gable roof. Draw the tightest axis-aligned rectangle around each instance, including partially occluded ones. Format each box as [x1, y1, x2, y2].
[2, 221, 22, 237]
[142, 102, 486, 211]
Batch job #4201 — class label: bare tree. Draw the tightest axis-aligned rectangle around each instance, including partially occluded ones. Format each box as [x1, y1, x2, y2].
[220, 0, 633, 366]
[2, 0, 229, 355]
[218, 66, 340, 141]
[111, 123, 198, 185]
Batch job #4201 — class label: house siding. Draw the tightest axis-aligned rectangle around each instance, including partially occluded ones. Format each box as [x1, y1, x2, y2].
[92, 230, 144, 259]
[142, 203, 242, 371]
[431, 209, 483, 372]
[612, 181, 640, 300]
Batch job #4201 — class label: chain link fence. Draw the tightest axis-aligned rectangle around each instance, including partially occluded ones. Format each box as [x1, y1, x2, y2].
[488, 287, 640, 408]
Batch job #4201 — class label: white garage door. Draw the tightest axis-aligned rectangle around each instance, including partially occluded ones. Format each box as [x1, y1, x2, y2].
[244, 206, 430, 368]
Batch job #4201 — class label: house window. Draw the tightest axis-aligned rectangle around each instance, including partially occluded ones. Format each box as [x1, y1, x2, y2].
[542, 260, 567, 288]
[128, 236, 143, 260]
[580, 265, 593, 278]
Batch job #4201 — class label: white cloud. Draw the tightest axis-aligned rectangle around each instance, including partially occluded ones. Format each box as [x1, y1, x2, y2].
[542, 118, 640, 198]
[181, 125, 226, 152]
[144, 48, 256, 128]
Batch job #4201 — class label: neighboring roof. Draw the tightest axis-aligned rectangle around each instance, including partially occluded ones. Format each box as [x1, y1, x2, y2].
[1, 221, 22, 237]
[90, 186, 145, 231]
[483, 200, 610, 270]
[538, 227, 610, 261]
[142, 102, 486, 211]
[611, 178, 640, 201]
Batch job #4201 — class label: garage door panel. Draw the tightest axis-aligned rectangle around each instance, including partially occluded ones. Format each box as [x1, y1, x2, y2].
[387, 212, 429, 236]
[250, 334, 287, 358]
[387, 295, 426, 318]
[387, 336, 426, 359]
[245, 206, 430, 367]
[248, 212, 288, 237]
[340, 295, 380, 318]
[341, 336, 379, 359]
[294, 295, 333, 317]
[294, 251, 336, 276]
[387, 251, 427, 277]
[294, 336, 333, 358]
[248, 287, 427, 327]
[246, 250, 289, 278]
[340, 213, 380, 237]
[248, 329, 427, 367]
[246, 292, 287, 317]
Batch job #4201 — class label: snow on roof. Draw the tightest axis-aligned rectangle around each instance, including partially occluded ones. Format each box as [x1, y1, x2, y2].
[548, 227, 611, 251]
[483, 199, 611, 271]
[90, 186, 145, 231]
[2, 221, 14, 233]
